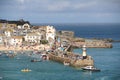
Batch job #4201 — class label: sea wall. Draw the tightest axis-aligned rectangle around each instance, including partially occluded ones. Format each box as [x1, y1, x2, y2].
[48, 53, 70, 63]
[71, 41, 112, 48]
[48, 53, 94, 68]
[57, 34, 113, 48]
[70, 58, 94, 68]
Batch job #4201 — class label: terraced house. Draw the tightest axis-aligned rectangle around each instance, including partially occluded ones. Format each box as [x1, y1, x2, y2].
[0, 19, 56, 47]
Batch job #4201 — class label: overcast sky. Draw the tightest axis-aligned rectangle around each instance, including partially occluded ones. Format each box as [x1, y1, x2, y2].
[0, 0, 120, 23]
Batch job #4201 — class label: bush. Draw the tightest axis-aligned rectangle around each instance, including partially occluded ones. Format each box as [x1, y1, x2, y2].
[40, 40, 48, 44]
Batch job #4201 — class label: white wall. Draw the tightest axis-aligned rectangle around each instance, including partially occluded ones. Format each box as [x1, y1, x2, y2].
[9, 38, 22, 46]
[0, 37, 3, 43]
[46, 25, 56, 41]
[5, 31, 11, 37]
[24, 34, 41, 43]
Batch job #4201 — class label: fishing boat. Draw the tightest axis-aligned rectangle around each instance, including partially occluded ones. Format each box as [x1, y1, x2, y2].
[81, 66, 100, 72]
[21, 68, 31, 72]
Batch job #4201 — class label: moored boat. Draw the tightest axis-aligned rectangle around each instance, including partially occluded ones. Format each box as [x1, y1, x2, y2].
[81, 66, 100, 72]
[31, 59, 42, 62]
[63, 61, 70, 66]
[0, 52, 2, 56]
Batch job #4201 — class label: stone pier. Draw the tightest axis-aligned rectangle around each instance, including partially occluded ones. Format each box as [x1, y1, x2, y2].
[48, 52, 94, 68]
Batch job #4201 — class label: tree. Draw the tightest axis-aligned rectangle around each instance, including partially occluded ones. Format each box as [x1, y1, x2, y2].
[40, 40, 48, 44]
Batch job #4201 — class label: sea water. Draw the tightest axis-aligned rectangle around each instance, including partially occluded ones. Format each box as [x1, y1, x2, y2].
[0, 23, 120, 80]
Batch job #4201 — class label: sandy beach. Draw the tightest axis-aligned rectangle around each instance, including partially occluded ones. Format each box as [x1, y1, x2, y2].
[0, 44, 50, 51]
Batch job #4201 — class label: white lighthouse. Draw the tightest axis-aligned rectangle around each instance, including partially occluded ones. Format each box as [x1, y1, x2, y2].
[82, 45, 87, 59]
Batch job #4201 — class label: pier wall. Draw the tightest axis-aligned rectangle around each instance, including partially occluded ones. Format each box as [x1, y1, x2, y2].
[70, 59, 94, 68]
[48, 53, 70, 63]
[48, 53, 94, 68]
[72, 42, 112, 48]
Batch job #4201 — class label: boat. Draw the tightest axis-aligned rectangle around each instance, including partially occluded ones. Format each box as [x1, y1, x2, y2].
[81, 66, 100, 72]
[63, 61, 70, 66]
[6, 53, 15, 58]
[21, 68, 31, 72]
[41, 54, 49, 60]
[0, 52, 2, 56]
[31, 59, 42, 62]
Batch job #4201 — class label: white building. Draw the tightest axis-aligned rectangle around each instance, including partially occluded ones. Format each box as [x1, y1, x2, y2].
[0, 34, 4, 44]
[4, 29, 13, 37]
[9, 36, 23, 46]
[24, 32, 41, 43]
[46, 25, 56, 42]
[17, 23, 30, 29]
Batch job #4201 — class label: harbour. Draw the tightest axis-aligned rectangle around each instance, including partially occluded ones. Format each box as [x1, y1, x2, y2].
[0, 0, 120, 79]
[0, 42, 120, 80]
[0, 44, 94, 68]
[0, 22, 120, 80]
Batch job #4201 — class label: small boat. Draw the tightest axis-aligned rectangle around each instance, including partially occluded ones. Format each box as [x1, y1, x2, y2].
[63, 61, 70, 66]
[0, 53, 2, 56]
[21, 68, 31, 72]
[6, 54, 14, 58]
[81, 66, 100, 72]
[41, 54, 49, 60]
[31, 59, 42, 62]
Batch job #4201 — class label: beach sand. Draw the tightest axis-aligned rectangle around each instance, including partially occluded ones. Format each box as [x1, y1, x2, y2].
[0, 44, 50, 51]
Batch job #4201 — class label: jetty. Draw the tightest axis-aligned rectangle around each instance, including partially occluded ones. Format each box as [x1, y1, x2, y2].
[57, 31, 112, 48]
[72, 40, 112, 48]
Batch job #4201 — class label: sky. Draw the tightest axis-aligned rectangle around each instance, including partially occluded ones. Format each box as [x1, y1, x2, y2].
[0, 0, 120, 23]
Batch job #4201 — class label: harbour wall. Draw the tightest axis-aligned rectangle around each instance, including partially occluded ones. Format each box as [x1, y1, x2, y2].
[48, 52, 94, 68]
[57, 31, 113, 48]
[71, 42, 112, 48]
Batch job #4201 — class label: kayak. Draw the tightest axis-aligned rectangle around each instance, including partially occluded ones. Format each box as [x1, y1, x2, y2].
[21, 69, 31, 72]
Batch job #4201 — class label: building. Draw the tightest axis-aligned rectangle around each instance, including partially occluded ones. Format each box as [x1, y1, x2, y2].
[0, 19, 31, 29]
[24, 32, 41, 44]
[13, 29, 28, 36]
[0, 19, 7, 29]
[17, 23, 30, 29]
[9, 36, 23, 46]
[0, 34, 4, 44]
[46, 25, 56, 42]
[4, 28, 13, 37]
[57, 30, 74, 38]
[32, 26, 46, 40]
[0, 19, 57, 46]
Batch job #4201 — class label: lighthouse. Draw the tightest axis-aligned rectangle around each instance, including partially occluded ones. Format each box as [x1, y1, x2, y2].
[82, 45, 87, 59]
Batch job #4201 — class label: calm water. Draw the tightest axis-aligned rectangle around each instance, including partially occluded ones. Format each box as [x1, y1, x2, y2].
[36, 23, 120, 40]
[0, 24, 120, 80]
